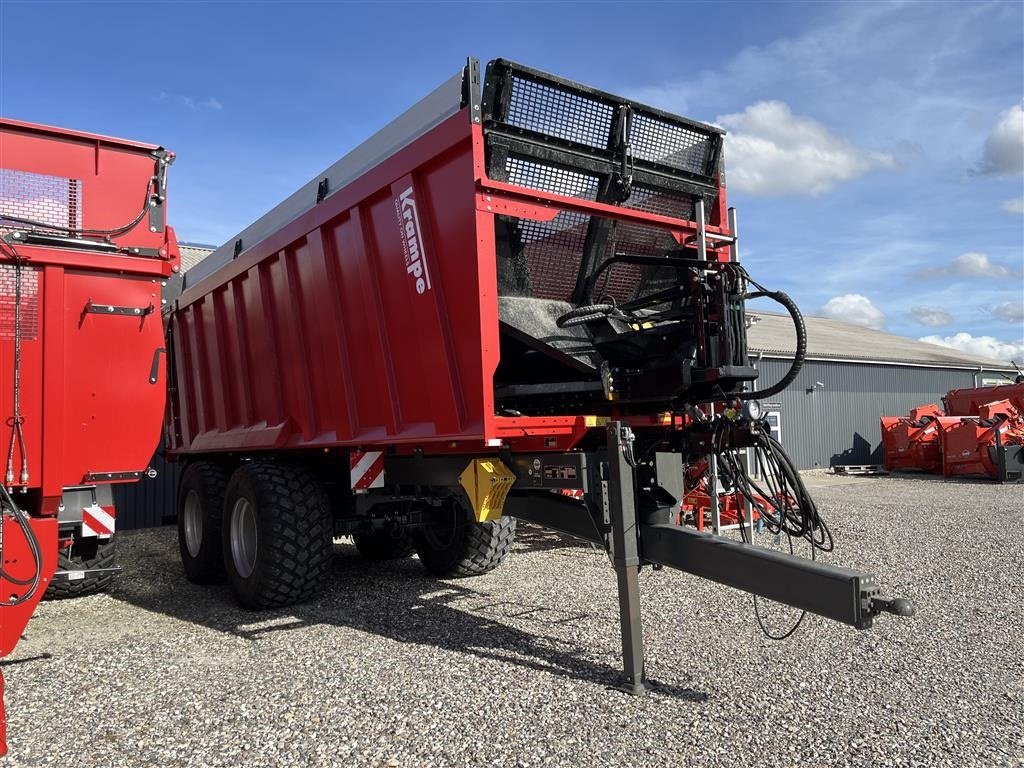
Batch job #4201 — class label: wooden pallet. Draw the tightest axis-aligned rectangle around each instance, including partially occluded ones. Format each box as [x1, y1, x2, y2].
[832, 464, 888, 476]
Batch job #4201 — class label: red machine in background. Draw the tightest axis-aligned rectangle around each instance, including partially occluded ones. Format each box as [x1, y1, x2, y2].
[882, 381, 1024, 482]
[0, 118, 179, 753]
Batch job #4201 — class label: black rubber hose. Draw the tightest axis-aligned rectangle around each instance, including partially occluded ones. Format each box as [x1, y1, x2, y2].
[738, 289, 806, 400]
[556, 304, 617, 328]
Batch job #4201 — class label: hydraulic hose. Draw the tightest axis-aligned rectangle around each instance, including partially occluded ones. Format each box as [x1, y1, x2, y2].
[738, 288, 806, 400]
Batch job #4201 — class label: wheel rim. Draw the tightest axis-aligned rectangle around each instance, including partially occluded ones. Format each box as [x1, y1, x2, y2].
[182, 490, 203, 558]
[230, 497, 258, 578]
[423, 502, 461, 550]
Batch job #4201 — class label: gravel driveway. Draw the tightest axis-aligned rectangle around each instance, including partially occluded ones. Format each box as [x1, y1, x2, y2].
[4, 474, 1022, 767]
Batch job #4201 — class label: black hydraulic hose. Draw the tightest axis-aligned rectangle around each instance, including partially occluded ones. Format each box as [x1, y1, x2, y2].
[0, 178, 155, 238]
[0, 483, 43, 601]
[738, 288, 806, 400]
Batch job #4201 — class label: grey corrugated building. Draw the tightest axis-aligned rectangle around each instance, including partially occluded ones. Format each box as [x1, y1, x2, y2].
[746, 312, 1017, 468]
[115, 247, 1016, 527]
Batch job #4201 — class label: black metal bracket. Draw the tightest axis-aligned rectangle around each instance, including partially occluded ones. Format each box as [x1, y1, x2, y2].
[84, 299, 154, 317]
[5, 230, 118, 253]
[84, 470, 145, 482]
[233, 239, 243, 258]
[461, 56, 482, 124]
[149, 148, 174, 233]
[316, 177, 329, 204]
[149, 347, 166, 384]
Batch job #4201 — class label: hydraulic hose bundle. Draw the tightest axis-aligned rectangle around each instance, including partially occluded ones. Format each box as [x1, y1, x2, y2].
[702, 416, 833, 638]
[736, 266, 807, 401]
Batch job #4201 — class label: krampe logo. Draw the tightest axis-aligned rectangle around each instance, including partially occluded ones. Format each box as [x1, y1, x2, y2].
[395, 186, 432, 294]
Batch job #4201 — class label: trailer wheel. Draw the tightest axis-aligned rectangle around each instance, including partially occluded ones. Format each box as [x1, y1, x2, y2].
[44, 537, 117, 599]
[352, 529, 415, 560]
[222, 462, 333, 609]
[414, 500, 516, 578]
[177, 461, 229, 584]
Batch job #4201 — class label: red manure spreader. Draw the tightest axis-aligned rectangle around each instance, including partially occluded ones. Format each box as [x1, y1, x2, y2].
[168, 57, 912, 693]
[882, 381, 1024, 482]
[0, 119, 179, 752]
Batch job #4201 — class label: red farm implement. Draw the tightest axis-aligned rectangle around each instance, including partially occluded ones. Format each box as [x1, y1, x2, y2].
[882, 383, 1024, 482]
[0, 118, 179, 752]
[167, 57, 911, 698]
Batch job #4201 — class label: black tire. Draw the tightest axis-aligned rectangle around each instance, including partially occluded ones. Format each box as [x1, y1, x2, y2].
[352, 528, 415, 560]
[222, 462, 333, 609]
[177, 461, 229, 584]
[414, 499, 516, 577]
[44, 537, 117, 599]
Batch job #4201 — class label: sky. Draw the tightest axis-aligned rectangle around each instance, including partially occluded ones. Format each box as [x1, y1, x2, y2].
[2, 0, 1022, 363]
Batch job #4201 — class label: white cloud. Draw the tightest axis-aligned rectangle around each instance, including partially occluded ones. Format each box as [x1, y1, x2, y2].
[975, 104, 1024, 176]
[155, 92, 223, 111]
[918, 251, 1016, 279]
[919, 332, 1024, 363]
[993, 301, 1024, 323]
[820, 294, 886, 330]
[1002, 197, 1024, 215]
[715, 101, 894, 196]
[911, 306, 953, 326]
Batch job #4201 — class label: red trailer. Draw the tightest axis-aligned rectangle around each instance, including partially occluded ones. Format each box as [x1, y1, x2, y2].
[0, 118, 179, 752]
[168, 58, 911, 692]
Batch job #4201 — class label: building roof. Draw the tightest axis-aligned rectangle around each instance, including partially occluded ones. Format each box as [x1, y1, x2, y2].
[179, 243, 215, 273]
[748, 311, 1015, 370]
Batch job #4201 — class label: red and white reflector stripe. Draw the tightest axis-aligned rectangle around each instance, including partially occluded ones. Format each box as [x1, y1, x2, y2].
[81, 504, 116, 538]
[349, 451, 384, 490]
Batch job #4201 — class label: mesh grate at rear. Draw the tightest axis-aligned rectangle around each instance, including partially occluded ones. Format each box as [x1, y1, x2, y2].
[625, 185, 695, 220]
[506, 75, 614, 148]
[630, 113, 714, 175]
[497, 213, 678, 304]
[0, 264, 40, 341]
[506, 156, 599, 201]
[0, 168, 82, 231]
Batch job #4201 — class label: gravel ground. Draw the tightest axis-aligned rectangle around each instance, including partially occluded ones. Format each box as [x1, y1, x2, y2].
[4, 474, 1022, 767]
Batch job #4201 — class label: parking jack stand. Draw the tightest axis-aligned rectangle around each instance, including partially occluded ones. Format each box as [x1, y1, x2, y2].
[607, 422, 650, 694]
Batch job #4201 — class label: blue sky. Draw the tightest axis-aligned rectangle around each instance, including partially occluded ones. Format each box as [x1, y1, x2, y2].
[2, 1, 1022, 361]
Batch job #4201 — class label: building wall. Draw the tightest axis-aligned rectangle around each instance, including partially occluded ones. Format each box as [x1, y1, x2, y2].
[112, 448, 179, 530]
[755, 357, 981, 469]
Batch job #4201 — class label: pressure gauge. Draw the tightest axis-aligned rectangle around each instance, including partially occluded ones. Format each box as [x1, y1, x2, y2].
[742, 399, 762, 422]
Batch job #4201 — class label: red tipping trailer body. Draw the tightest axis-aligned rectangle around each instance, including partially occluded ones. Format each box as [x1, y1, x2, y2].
[0, 118, 179, 752]
[168, 71, 737, 456]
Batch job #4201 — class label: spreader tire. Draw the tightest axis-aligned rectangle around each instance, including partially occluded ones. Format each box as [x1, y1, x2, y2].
[177, 461, 229, 584]
[222, 462, 333, 609]
[44, 537, 117, 599]
[415, 500, 516, 578]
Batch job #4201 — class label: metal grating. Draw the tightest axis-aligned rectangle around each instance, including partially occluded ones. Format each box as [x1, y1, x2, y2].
[499, 211, 588, 301]
[0, 168, 83, 231]
[504, 157, 698, 222]
[630, 113, 714, 175]
[506, 155, 599, 201]
[625, 185, 695, 220]
[497, 213, 678, 304]
[0, 265, 40, 341]
[506, 75, 614, 148]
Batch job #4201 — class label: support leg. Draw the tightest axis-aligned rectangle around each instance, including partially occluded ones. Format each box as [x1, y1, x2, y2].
[606, 422, 650, 694]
